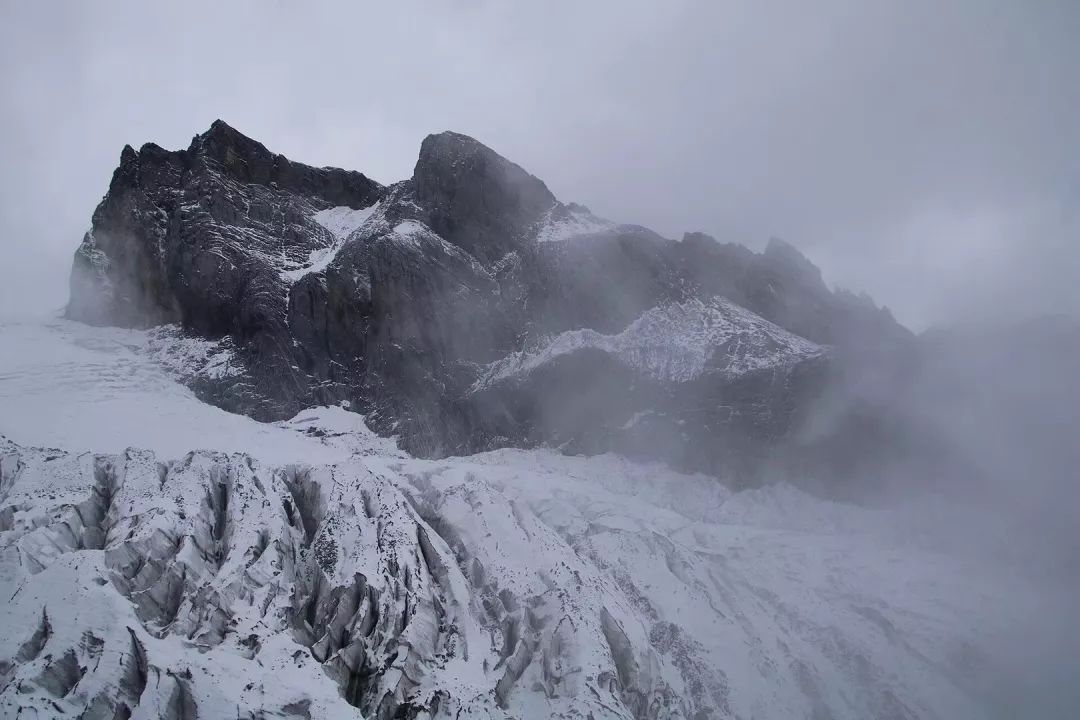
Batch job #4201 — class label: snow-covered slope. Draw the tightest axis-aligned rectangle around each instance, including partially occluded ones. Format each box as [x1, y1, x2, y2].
[533, 203, 616, 243]
[0, 316, 1060, 719]
[475, 297, 824, 389]
[281, 202, 382, 282]
[0, 317, 392, 464]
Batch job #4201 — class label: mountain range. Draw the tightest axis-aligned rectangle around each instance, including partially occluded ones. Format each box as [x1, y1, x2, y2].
[66, 121, 915, 488]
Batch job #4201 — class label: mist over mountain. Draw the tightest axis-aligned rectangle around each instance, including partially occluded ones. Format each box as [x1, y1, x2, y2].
[0, 120, 1075, 719]
[62, 117, 1080, 564]
[1, 1, 1077, 716]
[65, 121, 927, 490]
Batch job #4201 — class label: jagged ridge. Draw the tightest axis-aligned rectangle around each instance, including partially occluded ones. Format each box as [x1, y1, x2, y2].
[65, 121, 913, 484]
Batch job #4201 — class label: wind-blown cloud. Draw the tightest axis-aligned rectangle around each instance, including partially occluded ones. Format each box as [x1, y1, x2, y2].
[0, 0, 1077, 329]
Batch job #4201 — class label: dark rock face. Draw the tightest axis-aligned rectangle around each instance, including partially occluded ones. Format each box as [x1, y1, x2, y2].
[68, 120, 383, 419]
[67, 121, 914, 484]
[413, 131, 556, 264]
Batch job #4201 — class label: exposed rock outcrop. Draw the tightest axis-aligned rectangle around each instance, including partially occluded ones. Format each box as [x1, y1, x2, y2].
[66, 121, 914, 484]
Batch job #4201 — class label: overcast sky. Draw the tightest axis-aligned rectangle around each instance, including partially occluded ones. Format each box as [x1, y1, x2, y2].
[1, 0, 1076, 330]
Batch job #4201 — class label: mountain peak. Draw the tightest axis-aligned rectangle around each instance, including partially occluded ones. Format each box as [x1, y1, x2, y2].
[412, 131, 555, 262]
[413, 130, 553, 202]
[191, 119, 275, 167]
[418, 129, 490, 153]
[201, 118, 254, 143]
[763, 236, 825, 289]
[68, 121, 912, 490]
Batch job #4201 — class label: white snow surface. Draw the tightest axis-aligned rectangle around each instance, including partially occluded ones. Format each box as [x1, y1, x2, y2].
[535, 204, 616, 243]
[0, 317, 389, 464]
[314, 204, 383, 242]
[281, 202, 381, 282]
[143, 325, 242, 381]
[475, 297, 824, 390]
[0, 316, 1060, 719]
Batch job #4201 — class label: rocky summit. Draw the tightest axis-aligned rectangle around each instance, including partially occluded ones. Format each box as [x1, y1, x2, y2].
[67, 120, 912, 486]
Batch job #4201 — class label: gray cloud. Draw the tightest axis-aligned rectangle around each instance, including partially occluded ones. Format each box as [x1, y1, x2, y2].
[1, 0, 1077, 329]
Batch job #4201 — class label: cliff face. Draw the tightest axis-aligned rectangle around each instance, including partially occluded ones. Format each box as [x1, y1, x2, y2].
[67, 121, 912, 482]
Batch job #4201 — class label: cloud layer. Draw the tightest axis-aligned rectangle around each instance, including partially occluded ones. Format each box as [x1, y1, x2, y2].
[1, 0, 1077, 329]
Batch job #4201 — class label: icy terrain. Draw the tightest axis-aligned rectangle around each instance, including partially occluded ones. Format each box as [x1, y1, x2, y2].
[474, 297, 824, 389]
[533, 203, 616, 243]
[281, 203, 382, 283]
[0, 316, 1060, 718]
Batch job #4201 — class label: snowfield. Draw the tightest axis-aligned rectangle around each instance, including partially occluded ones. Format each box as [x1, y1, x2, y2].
[0, 316, 1066, 718]
[534, 203, 616, 244]
[281, 202, 382, 282]
[474, 297, 824, 389]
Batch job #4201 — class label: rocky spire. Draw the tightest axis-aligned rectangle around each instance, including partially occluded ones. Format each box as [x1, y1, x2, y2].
[412, 131, 556, 263]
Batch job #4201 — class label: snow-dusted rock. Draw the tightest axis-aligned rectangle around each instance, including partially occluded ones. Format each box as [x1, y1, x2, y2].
[475, 297, 824, 389]
[533, 203, 616, 244]
[62, 121, 915, 487]
[0, 434, 1042, 719]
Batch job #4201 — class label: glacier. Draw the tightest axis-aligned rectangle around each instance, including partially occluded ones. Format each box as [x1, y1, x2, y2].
[0, 314, 1063, 719]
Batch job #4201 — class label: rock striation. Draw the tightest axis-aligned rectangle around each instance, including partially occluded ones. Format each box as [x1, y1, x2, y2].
[67, 121, 912, 484]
